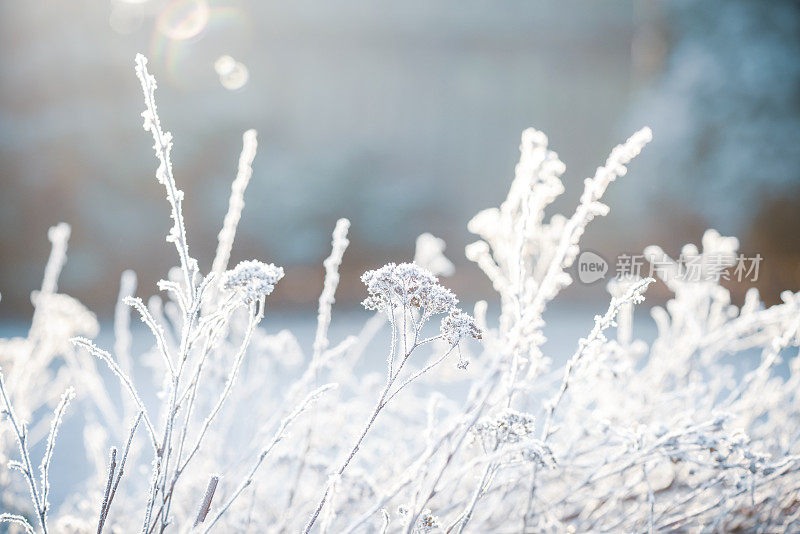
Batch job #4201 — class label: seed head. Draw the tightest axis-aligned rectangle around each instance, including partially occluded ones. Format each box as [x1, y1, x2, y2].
[223, 260, 284, 304]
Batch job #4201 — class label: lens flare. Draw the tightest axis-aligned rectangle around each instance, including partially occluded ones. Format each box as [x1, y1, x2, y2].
[214, 55, 236, 76]
[148, 5, 252, 87]
[156, 0, 210, 41]
[219, 60, 249, 91]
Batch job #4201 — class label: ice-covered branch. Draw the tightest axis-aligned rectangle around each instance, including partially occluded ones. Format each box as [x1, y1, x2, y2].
[134, 54, 196, 301]
[212, 129, 259, 275]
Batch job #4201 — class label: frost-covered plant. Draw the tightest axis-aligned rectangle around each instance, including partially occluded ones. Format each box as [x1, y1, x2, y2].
[221, 260, 285, 304]
[1, 54, 799, 534]
[303, 262, 475, 533]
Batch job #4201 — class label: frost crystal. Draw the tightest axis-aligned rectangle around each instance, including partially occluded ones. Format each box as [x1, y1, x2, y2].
[222, 260, 284, 304]
[361, 262, 457, 315]
[440, 309, 481, 346]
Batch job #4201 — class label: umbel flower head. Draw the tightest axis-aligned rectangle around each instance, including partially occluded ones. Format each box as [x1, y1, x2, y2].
[223, 260, 284, 304]
[440, 308, 481, 346]
[414, 509, 442, 533]
[361, 262, 457, 315]
[474, 409, 536, 449]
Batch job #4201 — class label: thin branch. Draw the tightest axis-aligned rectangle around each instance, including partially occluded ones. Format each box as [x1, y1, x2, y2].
[0, 373, 49, 534]
[134, 53, 195, 301]
[193, 475, 219, 527]
[97, 448, 117, 534]
[40, 387, 74, 510]
[0, 514, 35, 534]
[212, 129, 259, 275]
[204, 383, 337, 532]
[70, 337, 158, 451]
[98, 412, 142, 534]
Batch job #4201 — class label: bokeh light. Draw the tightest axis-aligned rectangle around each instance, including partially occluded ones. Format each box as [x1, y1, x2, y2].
[156, 0, 209, 41]
[215, 55, 249, 90]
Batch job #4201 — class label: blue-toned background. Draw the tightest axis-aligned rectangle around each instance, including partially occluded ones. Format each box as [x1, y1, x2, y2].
[2, 0, 799, 318]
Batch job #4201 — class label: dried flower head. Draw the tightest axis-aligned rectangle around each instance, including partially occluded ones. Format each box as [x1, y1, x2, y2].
[414, 509, 442, 533]
[440, 309, 481, 346]
[222, 260, 284, 304]
[471, 410, 554, 466]
[473, 409, 536, 450]
[361, 262, 457, 315]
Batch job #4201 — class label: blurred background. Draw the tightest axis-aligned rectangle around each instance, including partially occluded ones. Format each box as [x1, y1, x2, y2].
[2, 0, 799, 320]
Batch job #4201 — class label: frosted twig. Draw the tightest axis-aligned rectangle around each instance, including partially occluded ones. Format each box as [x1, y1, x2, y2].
[134, 54, 195, 301]
[312, 219, 350, 364]
[303, 300, 468, 534]
[98, 411, 142, 534]
[40, 387, 75, 511]
[454, 463, 496, 534]
[204, 383, 338, 532]
[212, 129, 258, 275]
[525, 127, 652, 322]
[174, 313, 230, 462]
[70, 337, 158, 450]
[0, 514, 35, 534]
[303, 339, 416, 533]
[153, 278, 219, 534]
[0, 372, 51, 534]
[521, 279, 653, 530]
[125, 296, 175, 377]
[41, 223, 70, 295]
[177, 302, 262, 476]
[193, 475, 219, 527]
[402, 367, 502, 532]
[540, 277, 654, 441]
[98, 448, 117, 534]
[379, 509, 390, 534]
[151, 316, 230, 529]
[727, 313, 800, 405]
[382, 344, 456, 406]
